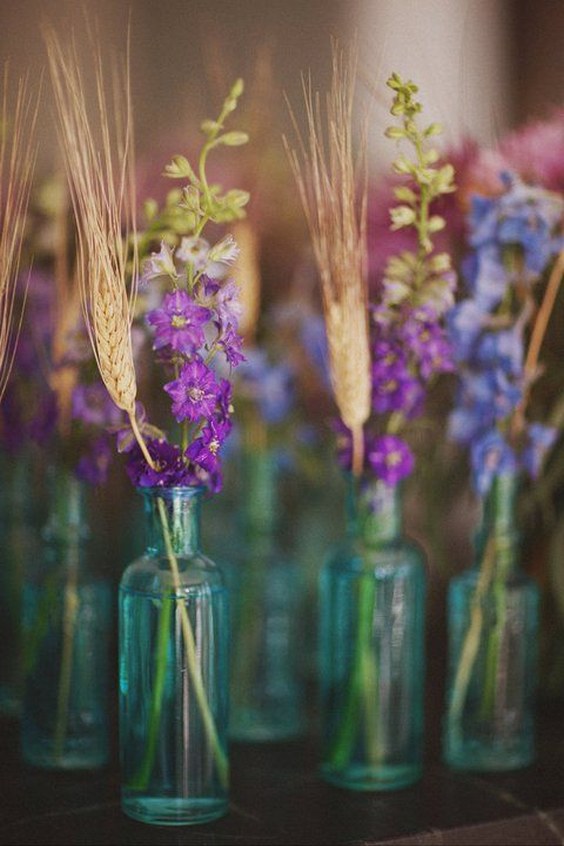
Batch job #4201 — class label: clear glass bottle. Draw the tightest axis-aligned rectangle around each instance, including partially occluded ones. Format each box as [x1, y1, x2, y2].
[443, 472, 539, 771]
[21, 468, 112, 769]
[319, 477, 426, 791]
[229, 448, 304, 741]
[119, 486, 229, 826]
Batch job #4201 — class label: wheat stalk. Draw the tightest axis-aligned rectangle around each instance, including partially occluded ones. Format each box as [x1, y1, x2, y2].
[45, 27, 154, 469]
[284, 41, 371, 476]
[0, 66, 38, 403]
[232, 220, 261, 343]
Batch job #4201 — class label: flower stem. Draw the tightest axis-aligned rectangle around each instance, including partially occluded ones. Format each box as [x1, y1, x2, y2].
[329, 573, 378, 768]
[156, 497, 229, 788]
[447, 535, 497, 735]
[53, 533, 80, 760]
[128, 411, 157, 470]
[128, 594, 173, 790]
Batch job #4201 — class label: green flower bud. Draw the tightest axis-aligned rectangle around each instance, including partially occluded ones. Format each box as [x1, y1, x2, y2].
[163, 155, 196, 181]
[230, 78, 244, 99]
[201, 119, 222, 136]
[143, 198, 158, 221]
[215, 131, 249, 147]
[385, 126, 405, 140]
[424, 122, 443, 137]
[428, 215, 446, 233]
[393, 186, 417, 205]
[390, 205, 416, 229]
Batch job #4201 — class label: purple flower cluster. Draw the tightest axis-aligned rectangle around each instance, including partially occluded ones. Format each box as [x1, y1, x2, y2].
[133, 237, 244, 491]
[448, 173, 562, 493]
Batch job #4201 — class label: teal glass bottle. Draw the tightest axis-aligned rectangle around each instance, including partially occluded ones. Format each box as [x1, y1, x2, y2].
[320, 478, 426, 791]
[0, 451, 35, 716]
[443, 472, 539, 771]
[21, 468, 112, 769]
[119, 486, 229, 826]
[229, 448, 304, 741]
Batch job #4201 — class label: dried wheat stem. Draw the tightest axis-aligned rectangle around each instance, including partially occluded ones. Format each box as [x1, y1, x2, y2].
[0, 67, 38, 402]
[45, 26, 156, 469]
[284, 40, 371, 476]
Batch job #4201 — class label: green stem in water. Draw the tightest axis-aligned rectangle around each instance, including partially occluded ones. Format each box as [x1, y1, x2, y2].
[329, 573, 379, 769]
[447, 535, 497, 736]
[53, 532, 80, 760]
[157, 497, 229, 788]
[128, 595, 173, 790]
[480, 577, 508, 721]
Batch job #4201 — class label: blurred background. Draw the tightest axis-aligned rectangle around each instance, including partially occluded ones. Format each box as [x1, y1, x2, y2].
[0, 0, 560, 171]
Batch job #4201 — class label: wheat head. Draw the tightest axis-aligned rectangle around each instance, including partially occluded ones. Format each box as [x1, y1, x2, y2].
[0, 66, 38, 402]
[284, 41, 371, 475]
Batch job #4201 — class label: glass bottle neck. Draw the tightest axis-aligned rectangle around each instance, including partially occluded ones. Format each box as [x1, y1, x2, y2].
[42, 466, 89, 542]
[239, 448, 277, 537]
[347, 477, 402, 547]
[142, 486, 203, 557]
[475, 472, 520, 571]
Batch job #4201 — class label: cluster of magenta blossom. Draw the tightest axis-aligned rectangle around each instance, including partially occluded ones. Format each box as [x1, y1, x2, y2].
[448, 172, 563, 494]
[130, 236, 244, 492]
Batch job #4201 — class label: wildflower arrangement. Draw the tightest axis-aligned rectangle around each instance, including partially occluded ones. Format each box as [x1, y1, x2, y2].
[448, 174, 564, 494]
[287, 62, 457, 486]
[47, 30, 248, 494]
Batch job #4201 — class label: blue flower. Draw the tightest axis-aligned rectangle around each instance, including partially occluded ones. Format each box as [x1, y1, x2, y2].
[473, 327, 523, 376]
[471, 430, 517, 495]
[522, 423, 558, 478]
[447, 300, 486, 362]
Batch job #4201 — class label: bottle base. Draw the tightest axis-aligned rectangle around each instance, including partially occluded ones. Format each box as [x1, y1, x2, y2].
[230, 712, 305, 742]
[22, 735, 108, 770]
[121, 794, 228, 826]
[320, 761, 422, 792]
[444, 739, 534, 772]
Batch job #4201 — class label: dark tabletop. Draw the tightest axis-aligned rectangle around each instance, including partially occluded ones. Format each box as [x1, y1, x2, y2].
[1, 700, 564, 846]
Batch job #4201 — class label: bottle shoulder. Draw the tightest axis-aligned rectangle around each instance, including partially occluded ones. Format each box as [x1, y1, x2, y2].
[324, 534, 425, 578]
[120, 551, 225, 597]
[450, 565, 539, 593]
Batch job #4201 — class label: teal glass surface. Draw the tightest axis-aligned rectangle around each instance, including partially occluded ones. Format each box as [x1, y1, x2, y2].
[119, 487, 229, 826]
[0, 452, 35, 717]
[229, 448, 304, 741]
[21, 469, 111, 769]
[320, 479, 426, 791]
[443, 472, 539, 771]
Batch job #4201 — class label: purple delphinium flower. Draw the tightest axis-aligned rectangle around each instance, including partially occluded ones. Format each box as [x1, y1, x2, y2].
[186, 418, 231, 474]
[213, 279, 243, 330]
[366, 434, 415, 486]
[126, 437, 199, 488]
[146, 290, 211, 353]
[164, 357, 222, 422]
[72, 383, 123, 428]
[217, 323, 245, 368]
